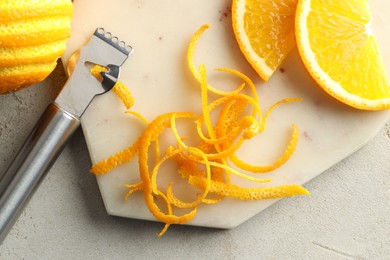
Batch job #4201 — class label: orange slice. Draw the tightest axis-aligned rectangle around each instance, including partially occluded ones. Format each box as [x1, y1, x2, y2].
[232, 0, 298, 81]
[295, 0, 390, 110]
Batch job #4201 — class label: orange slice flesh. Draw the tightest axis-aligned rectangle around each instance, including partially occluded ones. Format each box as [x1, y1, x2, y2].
[232, 0, 298, 81]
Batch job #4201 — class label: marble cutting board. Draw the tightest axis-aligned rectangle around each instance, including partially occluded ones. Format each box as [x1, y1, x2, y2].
[62, 0, 390, 228]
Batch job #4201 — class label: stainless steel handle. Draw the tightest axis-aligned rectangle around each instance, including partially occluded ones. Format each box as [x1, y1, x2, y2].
[0, 103, 80, 243]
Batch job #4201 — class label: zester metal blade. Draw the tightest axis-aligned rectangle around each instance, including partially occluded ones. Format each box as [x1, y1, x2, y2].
[55, 28, 133, 119]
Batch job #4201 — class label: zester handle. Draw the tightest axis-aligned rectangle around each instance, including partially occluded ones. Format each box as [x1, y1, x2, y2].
[0, 103, 80, 243]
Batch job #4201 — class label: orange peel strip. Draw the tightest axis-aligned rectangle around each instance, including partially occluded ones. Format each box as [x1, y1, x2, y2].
[215, 99, 238, 140]
[90, 139, 140, 175]
[112, 82, 134, 110]
[199, 65, 218, 143]
[178, 151, 272, 183]
[229, 124, 299, 173]
[189, 176, 309, 200]
[150, 148, 183, 195]
[173, 151, 227, 203]
[165, 147, 212, 209]
[124, 182, 144, 200]
[206, 160, 272, 183]
[215, 67, 259, 105]
[166, 182, 202, 209]
[125, 111, 149, 125]
[91, 65, 134, 109]
[196, 93, 263, 144]
[188, 24, 246, 97]
[187, 24, 209, 82]
[171, 112, 245, 160]
[139, 112, 198, 224]
[155, 190, 172, 237]
[169, 114, 227, 206]
[263, 97, 303, 129]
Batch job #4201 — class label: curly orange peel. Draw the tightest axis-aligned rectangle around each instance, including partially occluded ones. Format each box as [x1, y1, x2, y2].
[90, 24, 309, 236]
[189, 176, 309, 200]
[90, 65, 134, 109]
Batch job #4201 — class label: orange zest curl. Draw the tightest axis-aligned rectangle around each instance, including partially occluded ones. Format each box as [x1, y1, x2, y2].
[91, 24, 309, 236]
[189, 175, 309, 200]
[90, 65, 134, 110]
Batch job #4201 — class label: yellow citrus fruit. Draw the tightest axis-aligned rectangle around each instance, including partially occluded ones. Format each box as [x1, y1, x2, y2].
[232, 0, 298, 81]
[295, 0, 390, 110]
[0, 0, 73, 94]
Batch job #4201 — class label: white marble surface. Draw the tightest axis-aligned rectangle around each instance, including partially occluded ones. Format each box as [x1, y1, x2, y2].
[0, 64, 389, 259]
[63, 0, 390, 228]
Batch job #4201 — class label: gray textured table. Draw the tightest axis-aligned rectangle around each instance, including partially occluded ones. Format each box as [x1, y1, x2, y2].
[0, 64, 389, 259]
